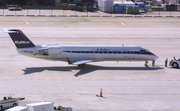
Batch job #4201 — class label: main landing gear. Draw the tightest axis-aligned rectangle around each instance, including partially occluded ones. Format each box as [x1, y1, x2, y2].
[145, 61, 149, 67]
[78, 64, 85, 68]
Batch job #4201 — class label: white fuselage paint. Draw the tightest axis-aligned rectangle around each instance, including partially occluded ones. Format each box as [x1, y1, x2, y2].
[16, 45, 158, 63]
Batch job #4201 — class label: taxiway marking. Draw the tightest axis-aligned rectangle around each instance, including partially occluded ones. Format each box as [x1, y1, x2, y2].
[119, 22, 127, 25]
[24, 21, 31, 25]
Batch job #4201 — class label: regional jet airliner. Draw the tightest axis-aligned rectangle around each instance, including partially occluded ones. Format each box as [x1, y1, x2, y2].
[7, 29, 158, 68]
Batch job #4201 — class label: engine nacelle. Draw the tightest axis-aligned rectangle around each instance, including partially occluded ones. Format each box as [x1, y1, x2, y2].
[38, 48, 61, 56]
[38, 49, 48, 55]
[48, 48, 61, 56]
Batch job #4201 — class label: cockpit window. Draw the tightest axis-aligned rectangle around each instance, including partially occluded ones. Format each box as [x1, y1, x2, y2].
[140, 49, 149, 53]
[145, 49, 149, 52]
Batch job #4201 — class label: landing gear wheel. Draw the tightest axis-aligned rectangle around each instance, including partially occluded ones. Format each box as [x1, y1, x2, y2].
[78, 64, 85, 68]
[13, 103, 17, 107]
[173, 62, 178, 68]
[0, 105, 4, 111]
[145, 61, 149, 67]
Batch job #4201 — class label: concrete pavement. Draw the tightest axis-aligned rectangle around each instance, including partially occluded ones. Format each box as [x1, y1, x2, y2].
[0, 16, 180, 110]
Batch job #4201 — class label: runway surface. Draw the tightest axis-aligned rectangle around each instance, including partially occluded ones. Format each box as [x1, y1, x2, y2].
[0, 17, 180, 111]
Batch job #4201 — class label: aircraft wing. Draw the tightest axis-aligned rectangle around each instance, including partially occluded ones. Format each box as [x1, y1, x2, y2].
[73, 60, 94, 65]
[67, 57, 99, 65]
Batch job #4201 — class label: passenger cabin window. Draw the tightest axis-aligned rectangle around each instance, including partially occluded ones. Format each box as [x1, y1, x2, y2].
[134, 51, 139, 54]
[123, 51, 126, 54]
[64, 50, 147, 54]
[113, 51, 117, 54]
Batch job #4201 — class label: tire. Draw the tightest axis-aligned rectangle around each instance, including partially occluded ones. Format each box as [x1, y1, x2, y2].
[78, 64, 84, 68]
[78, 64, 85, 68]
[0, 106, 4, 111]
[13, 103, 17, 107]
[172, 62, 178, 68]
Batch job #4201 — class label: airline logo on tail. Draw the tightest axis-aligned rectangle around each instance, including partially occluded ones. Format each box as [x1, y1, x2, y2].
[14, 41, 30, 45]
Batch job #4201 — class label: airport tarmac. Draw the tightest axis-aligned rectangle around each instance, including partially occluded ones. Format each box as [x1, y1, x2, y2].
[0, 16, 180, 111]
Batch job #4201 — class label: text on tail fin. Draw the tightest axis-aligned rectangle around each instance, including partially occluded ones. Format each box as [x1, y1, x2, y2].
[7, 29, 35, 48]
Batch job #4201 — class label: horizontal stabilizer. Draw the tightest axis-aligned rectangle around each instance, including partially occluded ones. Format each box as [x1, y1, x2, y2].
[4, 29, 17, 33]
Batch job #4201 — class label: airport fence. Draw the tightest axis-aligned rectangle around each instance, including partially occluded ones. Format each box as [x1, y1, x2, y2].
[0, 6, 180, 17]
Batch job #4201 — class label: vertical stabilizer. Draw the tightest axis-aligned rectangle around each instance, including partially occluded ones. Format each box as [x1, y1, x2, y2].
[7, 29, 35, 48]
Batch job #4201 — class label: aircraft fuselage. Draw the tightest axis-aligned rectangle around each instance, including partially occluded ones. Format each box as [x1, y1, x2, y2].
[17, 45, 158, 62]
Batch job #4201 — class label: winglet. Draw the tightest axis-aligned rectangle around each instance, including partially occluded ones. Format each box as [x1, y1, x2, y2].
[67, 57, 73, 64]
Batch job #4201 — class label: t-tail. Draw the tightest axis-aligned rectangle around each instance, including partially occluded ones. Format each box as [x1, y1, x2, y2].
[7, 29, 35, 48]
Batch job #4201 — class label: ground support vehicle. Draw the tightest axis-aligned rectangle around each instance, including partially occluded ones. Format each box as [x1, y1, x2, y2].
[8, 7, 22, 11]
[26, 102, 54, 111]
[169, 59, 180, 68]
[6, 106, 28, 111]
[0, 97, 24, 111]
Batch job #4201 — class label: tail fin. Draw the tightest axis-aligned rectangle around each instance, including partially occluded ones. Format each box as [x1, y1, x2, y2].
[7, 29, 35, 48]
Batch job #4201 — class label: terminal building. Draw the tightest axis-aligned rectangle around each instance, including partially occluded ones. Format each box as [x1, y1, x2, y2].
[1, 0, 180, 6]
[0, 0, 93, 6]
[0, 0, 179, 12]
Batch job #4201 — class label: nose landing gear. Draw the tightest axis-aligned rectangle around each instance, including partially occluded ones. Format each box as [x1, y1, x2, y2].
[145, 60, 156, 67]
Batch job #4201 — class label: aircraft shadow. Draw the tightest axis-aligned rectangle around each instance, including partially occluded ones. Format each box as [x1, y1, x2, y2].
[22, 64, 163, 77]
[75, 65, 163, 77]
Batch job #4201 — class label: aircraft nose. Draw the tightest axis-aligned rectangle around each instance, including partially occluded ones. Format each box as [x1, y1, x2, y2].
[154, 55, 159, 60]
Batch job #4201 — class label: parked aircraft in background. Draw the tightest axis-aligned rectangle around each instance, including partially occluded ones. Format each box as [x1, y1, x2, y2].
[6, 29, 158, 68]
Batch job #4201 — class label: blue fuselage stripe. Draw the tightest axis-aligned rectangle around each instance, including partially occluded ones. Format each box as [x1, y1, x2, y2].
[63, 51, 154, 55]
